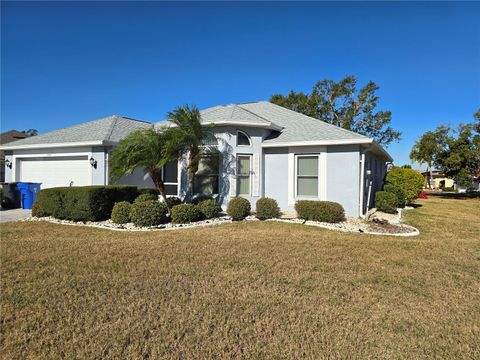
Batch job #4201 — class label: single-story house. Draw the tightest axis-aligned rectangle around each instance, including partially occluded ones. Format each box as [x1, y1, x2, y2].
[0, 130, 30, 182]
[1, 101, 392, 217]
[420, 169, 454, 189]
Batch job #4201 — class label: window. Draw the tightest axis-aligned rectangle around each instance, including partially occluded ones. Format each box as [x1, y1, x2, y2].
[237, 130, 251, 146]
[237, 155, 251, 195]
[193, 155, 220, 195]
[296, 156, 318, 197]
[162, 161, 178, 195]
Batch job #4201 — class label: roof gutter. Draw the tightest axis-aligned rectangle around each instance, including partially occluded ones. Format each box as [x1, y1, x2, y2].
[0, 140, 115, 151]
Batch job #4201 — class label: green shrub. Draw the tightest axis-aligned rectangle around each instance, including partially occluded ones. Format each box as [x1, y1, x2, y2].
[384, 168, 424, 205]
[197, 199, 222, 219]
[134, 193, 157, 203]
[130, 200, 168, 227]
[111, 201, 132, 224]
[442, 186, 455, 192]
[170, 204, 204, 223]
[138, 188, 160, 196]
[165, 196, 182, 209]
[295, 200, 345, 223]
[375, 191, 398, 214]
[34, 185, 138, 221]
[255, 197, 280, 220]
[227, 197, 251, 221]
[31, 201, 47, 217]
[191, 195, 213, 205]
[383, 183, 406, 208]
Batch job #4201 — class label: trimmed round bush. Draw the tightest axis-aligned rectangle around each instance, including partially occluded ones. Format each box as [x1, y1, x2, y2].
[32, 201, 47, 218]
[191, 195, 213, 205]
[375, 191, 397, 214]
[295, 200, 345, 223]
[130, 200, 168, 227]
[134, 193, 158, 203]
[384, 168, 424, 205]
[111, 201, 132, 224]
[227, 197, 251, 221]
[197, 199, 222, 219]
[165, 196, 182, 209]
[171, 204, 204, 223]
[255, 197, 280, 220]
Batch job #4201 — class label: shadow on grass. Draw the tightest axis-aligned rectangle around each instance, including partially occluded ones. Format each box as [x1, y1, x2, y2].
[428, 191, 480, 200]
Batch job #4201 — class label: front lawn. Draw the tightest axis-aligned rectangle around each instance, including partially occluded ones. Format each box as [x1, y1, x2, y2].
[1, 195, 479, 359]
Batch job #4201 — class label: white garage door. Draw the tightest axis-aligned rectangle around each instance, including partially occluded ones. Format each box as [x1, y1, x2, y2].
[18, 156, 90, 189]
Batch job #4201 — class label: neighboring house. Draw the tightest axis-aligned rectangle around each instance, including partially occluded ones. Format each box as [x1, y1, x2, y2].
[1, 102, 392, 217]
[420, 169, 454, 189]
[0, 130, 30, 182]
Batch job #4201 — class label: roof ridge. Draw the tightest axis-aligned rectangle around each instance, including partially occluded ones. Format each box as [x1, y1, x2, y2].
[105, 115, 119, 141]
[264, 102, 369, 139]
[237, 103, 281, 127]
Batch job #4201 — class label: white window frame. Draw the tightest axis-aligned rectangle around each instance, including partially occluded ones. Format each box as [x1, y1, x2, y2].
[236, 130, 252, 147]
[236, 154, 252, 197]
[294, 154, 320, 199]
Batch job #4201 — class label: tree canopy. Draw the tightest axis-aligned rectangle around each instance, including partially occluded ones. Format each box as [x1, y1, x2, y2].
[109, 128, 174, 200]
[270, 75, 401, 146]
[410, 109, 480, 187]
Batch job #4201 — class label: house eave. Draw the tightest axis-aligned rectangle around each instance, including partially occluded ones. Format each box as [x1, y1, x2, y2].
[261, 138, 373, 148]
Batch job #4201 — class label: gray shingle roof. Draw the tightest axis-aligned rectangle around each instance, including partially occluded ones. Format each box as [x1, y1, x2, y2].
[155, 103, 282, 131]
[4, 115, 152, 147]
[238, 102, 370, 144]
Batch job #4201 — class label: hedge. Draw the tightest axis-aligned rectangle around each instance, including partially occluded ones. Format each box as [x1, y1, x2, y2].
[130, 200, 168, 227]
[227, 197, 251, 221]
[255, 197, 280, 220]
[165, 196, 182, 209]
[196, 199, 222, 219]
[170, 204, 204, 223]
[134, 193, 158, 203]
[375, 191, 397, 214]
[34, 185, 138, 221]
[295, 200, 345, 223]
[383, 183, 406, 208]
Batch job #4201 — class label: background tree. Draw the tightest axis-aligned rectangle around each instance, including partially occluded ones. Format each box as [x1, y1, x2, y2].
[270, 75, 401, 146]
[162, 105, 216, 200]
[22, 129, 38, 136]
[411, 109, 480, 189]
[435, 121, 480, 187]
[409, 127, 449, 188]
[109, 128, 173, 201]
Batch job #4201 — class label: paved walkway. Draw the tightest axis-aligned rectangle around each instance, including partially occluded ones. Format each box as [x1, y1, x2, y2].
[0, 208, 32, 223]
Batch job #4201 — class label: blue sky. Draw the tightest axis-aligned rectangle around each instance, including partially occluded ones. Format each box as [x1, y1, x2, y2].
[1, 1, 479, 166]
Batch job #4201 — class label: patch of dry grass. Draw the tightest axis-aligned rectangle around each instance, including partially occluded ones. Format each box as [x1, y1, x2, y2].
[1, 196, 479, 359]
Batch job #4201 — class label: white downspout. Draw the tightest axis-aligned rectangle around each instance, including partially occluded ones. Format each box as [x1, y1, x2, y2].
[359, 151, 365, 217]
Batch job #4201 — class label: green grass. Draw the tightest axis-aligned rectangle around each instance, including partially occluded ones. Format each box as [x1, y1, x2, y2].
[1, 196, 479, 359]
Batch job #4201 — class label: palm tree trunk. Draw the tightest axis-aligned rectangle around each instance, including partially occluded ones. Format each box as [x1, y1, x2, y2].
[150, 168, 167, 203]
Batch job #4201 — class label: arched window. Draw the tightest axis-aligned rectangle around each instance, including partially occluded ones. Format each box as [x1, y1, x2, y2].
[237, 130, 251, 146]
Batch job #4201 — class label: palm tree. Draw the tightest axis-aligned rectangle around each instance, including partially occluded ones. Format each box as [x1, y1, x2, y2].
[163, 105, 216, 200]
[109, 128, 174, 201]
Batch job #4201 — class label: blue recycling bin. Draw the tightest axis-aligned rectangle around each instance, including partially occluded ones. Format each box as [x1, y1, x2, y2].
[16, 182, 42, 209]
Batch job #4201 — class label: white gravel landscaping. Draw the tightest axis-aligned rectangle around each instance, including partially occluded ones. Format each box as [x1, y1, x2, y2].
[22, 216, 233, 232]
[22, 207, 419, 236]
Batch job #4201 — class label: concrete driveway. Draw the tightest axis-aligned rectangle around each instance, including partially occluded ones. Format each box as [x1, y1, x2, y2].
[0, 208, 32, 223]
